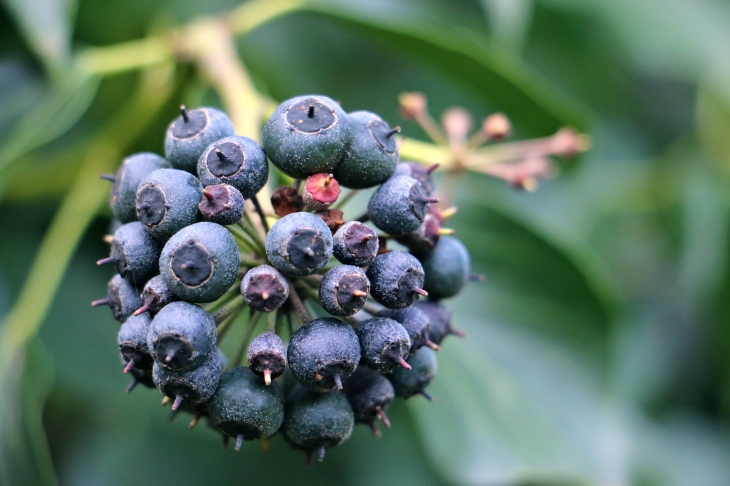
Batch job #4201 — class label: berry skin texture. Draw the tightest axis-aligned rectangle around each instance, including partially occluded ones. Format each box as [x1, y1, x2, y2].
[302, 173, 340, 211]
[153, 349, 222, 409]
[265, 212, 333, 277]
[380, 305, 436, 353]
[287, 317, 361, 392]
[118, 312, 153, 372]
[110, 152, 169, 223]
[415, 235, 471, 300]
[136, 168, 203, 241]
[146, 301, 217, 370]
[333, 111, 398, 189]
[332, 221, 378, 267]
[137, 275, 178, 317]
[282, 386, 354, 463]
[262, 95, 350, 179]
[206, 367, 285, 445]
[159, 222, 240, 303]
[240, 265, 289, 313]
[388, 347, 438, 400]
[368, 175, 436, 236]
[356, 317, 411, 373]
[164, 106, 235, 174]
[343, 367, 395, 434]
[366, 251, 426, 309]
[93, 274, 142, 322]
[247, 331, 287, 384]
[102, 221, 163, 284]
[318, 265, 370, 316]
[197, 136, 268, 199]
[198, 184, 245, 226]
[413, 301, 464, 345]
[392, 161, 436, 195]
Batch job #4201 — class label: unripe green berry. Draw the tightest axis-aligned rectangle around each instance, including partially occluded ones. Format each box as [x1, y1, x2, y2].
[415, 236, 470, 300]
[207, 367, 285, 448]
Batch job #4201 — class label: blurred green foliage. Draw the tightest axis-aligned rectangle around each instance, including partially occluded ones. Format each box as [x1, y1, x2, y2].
[1, 0, 730, 485]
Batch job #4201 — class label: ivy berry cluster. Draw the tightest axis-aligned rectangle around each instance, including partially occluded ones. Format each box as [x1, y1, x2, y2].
[94, 95, 471, 464]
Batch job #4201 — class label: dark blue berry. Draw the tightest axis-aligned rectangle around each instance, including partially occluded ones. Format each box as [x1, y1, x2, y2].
[343, 367, 395, 436]
[136, 168, 203, 241]
[147, 301, 216, 370]
[415, 235, 470, 300]
[282, 385, 354, 463]
[332, 221, 378, 267]
[333, 111, 398, 189]
[110, 152, 169, 223]
[413, 301, 464, 345]
[388, 347, 437, 401]
[318, 265, 369, 316]
[136, 275, 178, 317]
[262, 95, 350, 179]
[368, 175, 438, 236]
[126, 365, 155, 393]
[366, 251, 426, 309]
[197, 136, 268, 198]
[247, 331, 287, 384]
[240, 265, 289, 313]
[118, 312, 153, 372]
[379, 305, 438, 353]
[153, 349, 222, 410]
[206, 367, 285, 449]
[164, 106, 235, 173]
[265, 212, 333, 277]
[356, 317, 411, 373]
[98, 221, 163, 284]
[159, 222, 239, 303]
[287, 317, 360, 392]
[392, 161, 437, 194]
[198, 184, 244, 226]
[92, 274, 142, 322]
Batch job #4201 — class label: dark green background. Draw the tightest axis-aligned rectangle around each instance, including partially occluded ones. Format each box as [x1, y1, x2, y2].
[2, 0, 730, 484]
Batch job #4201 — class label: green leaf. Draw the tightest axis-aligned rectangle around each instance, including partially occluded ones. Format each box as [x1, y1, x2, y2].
[1, 0, 78, 77]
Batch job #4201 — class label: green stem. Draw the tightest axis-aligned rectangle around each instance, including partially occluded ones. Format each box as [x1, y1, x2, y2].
[213, 297, 247, 326]
[229, 311, 263, 368]
[251, 195, 270, 233]
[216, 311, 239, 342]
[287, 284, 311, 325]
[266, 310, 278, 333]
[239, 255, 264, 268]
[228, 224, 260, 255]
[238, 218, 266, 254]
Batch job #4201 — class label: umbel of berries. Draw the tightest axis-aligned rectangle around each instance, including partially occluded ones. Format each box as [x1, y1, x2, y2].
[333, 111, 399, 189]
[266, 212, 333, 277]
[287, 318, 361, 392]
[262, 95, 350, 179]
[159, 222, 239, 303]
[165, 106, 235, 174]
[206, 367, 285, 450]
[282, 386, 354, 463]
